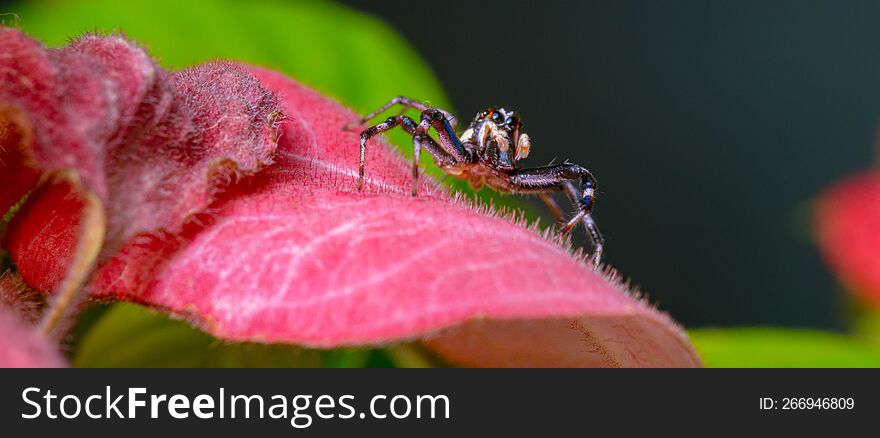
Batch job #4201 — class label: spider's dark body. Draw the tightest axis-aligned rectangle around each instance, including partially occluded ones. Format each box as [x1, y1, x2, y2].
[346, 96, 604, 262]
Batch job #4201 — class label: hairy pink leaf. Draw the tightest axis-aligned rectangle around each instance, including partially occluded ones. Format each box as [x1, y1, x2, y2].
[0, 106, 40, 215]
[1, 30, 699, 366]
[0, 277, 63, 367]
[4, 177, 84, 294]
[0, 29, 280, 292]
[815, 171, 880, 307]
[0, 270, 41, 324]
[87, 67, 701, 367]
[0, 308, 64, 367]
[0, 28, 280, 240]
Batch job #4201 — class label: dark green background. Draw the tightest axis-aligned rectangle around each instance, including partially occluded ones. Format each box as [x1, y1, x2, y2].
[343, 0, 878, 330]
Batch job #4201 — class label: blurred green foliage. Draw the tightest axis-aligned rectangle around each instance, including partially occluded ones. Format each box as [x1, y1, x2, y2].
[75, 303, 440, 367]
[690, 328, 880, 368]
[14, 0, 446, 114]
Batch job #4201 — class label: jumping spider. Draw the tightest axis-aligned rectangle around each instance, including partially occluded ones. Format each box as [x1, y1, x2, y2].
[344, 96, 604, 262]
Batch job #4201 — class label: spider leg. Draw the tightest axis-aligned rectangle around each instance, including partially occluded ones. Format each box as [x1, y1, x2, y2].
[508, 164, 604, 262]
[415, 108, 469, 161]
[345, 96, 457, 130]
[410, 108, 473, 196]
[538, 193, 566, 222]
[358, 115, 457, 193]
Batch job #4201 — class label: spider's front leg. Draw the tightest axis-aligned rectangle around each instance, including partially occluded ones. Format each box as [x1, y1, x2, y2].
[344, 96, 457, 131]
[358, 115, 416, 191]
[357, 114, 459, 194]
[410, 108, 470, 195]
[509, 164, 604, 262]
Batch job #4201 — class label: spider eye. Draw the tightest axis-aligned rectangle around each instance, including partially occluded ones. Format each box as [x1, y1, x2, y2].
[504, 116, 514, 126]
[490, 111, 502, 122]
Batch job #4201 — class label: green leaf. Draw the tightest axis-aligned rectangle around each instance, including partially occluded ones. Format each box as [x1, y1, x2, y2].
[74, 303, 443, 367]
[14, 0, 445, 111]
[690, 327, 880, 368]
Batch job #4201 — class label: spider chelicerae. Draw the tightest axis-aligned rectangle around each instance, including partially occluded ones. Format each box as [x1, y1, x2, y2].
[344, 96, 604, 262]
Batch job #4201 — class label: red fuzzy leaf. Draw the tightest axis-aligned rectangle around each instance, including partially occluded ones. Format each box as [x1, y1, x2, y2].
[815, 171, 880, 307]
[3, 177, 84, 293]
[0, 270, 42, 324]
[0, 275, 63, 367]
[1, 29, 280, 291]
[0, 107, 39, 215]
[87, 67, 701, 367]
[0, 308, 64, 367]
[1, 30, 699, 366]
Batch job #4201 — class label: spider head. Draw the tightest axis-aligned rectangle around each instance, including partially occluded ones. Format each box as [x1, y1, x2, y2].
[461, 107, 532, 161]
[478, 107, 519, 127]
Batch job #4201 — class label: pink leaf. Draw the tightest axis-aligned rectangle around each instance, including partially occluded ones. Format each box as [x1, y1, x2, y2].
[0, 270, 41, 324]
[0, 308, 65, 367]
[0, 275, 64, 367]
[815, 171, 880, 307]
[1, 29, 280, 292]
[3, 177, 85, 294]
[89, 67, 701, 367]
[0, 106, 40, 216]
[1, 30, 700, 366]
